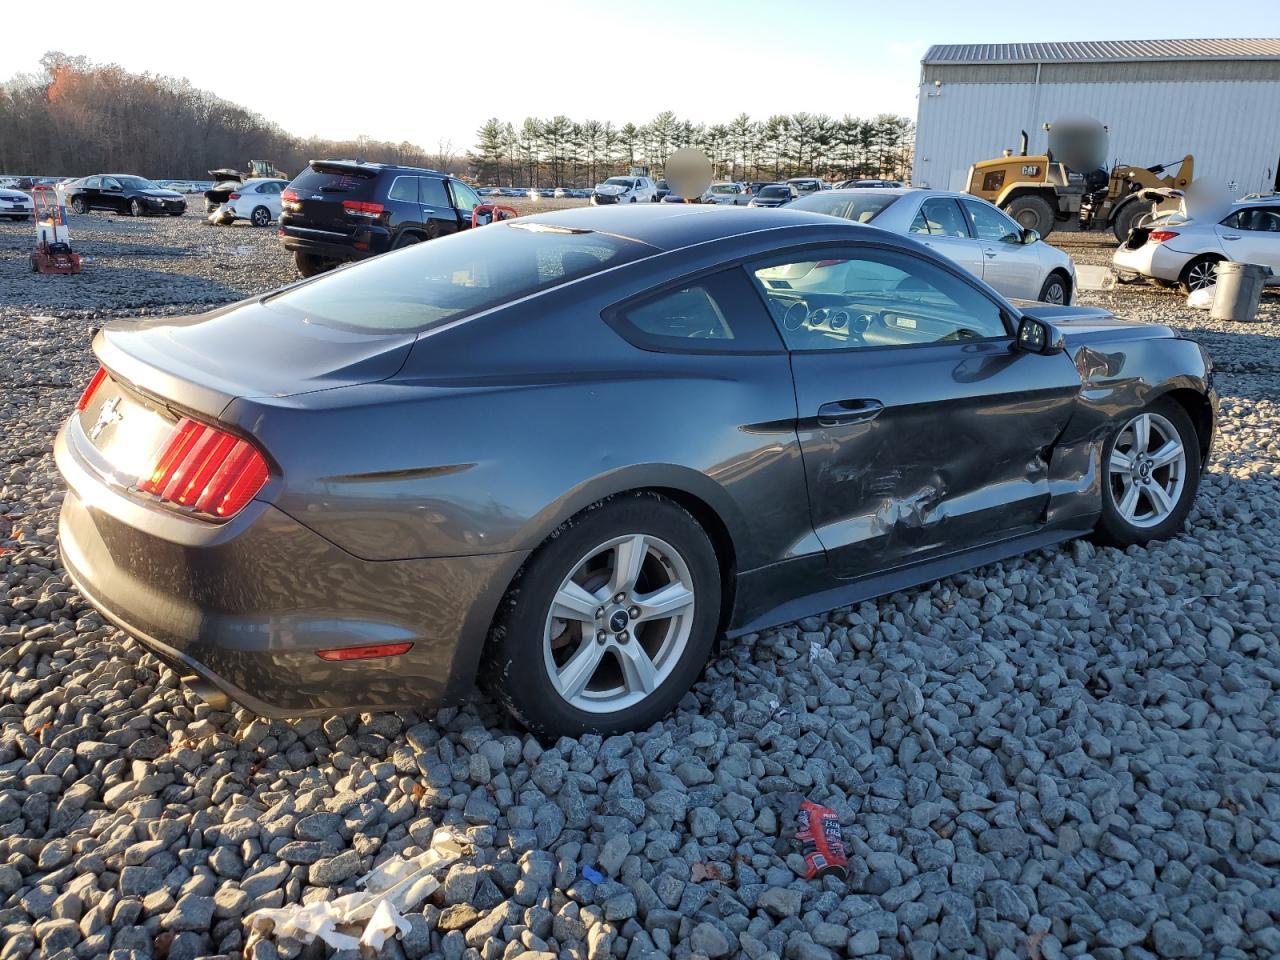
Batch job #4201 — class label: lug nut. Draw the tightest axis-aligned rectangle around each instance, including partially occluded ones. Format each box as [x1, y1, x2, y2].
[617, 631, 629, 643]
[614, 592, 626, 603]
[596, 630, 607, 644]
[628, 606, 640, 619]
[595, 607, 605, 619]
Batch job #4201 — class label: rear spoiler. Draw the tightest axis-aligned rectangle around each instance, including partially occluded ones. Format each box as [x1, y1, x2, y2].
[309, 160, 381, 178]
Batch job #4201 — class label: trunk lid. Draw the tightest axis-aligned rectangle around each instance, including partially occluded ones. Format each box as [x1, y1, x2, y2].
[94, 297, 416, 420]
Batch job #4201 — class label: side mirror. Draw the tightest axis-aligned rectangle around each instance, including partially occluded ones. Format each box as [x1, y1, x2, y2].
[1015, 315, 1064, 355]
[1021, 227, 1040, 244]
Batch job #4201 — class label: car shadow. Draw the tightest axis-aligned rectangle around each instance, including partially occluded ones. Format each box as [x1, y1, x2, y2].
[3, 261, 246, 313]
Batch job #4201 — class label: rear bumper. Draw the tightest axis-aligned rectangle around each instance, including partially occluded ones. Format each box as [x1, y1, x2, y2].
[279, 220, 389, 261]
[55, 419, 528, 717]
[1112, 242, 1185, 282]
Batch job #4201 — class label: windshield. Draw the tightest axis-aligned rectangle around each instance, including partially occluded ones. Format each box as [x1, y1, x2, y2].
[758, 186, 790, 199]
[788, 192, 899, 223]
[262, 222, 652, 333]
[709, 184, 736, 194]
[119, 176, 160, 190]
[604, 178, 634, 187]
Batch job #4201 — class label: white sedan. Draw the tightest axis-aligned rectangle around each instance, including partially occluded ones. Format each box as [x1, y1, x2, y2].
[787, 187, 1076, 303]
[1113, 197, 1280, 293]
[0, 188, 33, 221]
[210, 178, 288, 227]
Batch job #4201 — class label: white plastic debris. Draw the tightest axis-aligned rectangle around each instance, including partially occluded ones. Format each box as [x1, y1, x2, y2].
[808, 641, 836, 666]
[1187, 286, 1216, 310]
[246, 827, 466, 950]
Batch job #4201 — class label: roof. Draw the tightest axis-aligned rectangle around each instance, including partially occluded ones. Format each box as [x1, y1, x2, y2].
[923, 38, 1280, 65]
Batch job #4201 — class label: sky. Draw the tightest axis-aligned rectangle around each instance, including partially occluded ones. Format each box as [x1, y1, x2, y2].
[5, 0, 1276, 151]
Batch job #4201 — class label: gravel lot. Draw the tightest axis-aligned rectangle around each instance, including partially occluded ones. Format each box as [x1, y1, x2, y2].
[2, 211, 1279, 960]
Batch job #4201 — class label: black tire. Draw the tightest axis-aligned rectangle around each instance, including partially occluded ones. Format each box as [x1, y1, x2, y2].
[1037, 271, 1071, 305]
[630, 195, 637, 203]
[168, 210, 183, 217]
[293, 251, 333, 278]
[250, 206, 271, 227]
[1004, 195, 1056, 238]
[70, 196, 86, 215]
[1094, 398, 1200, 548]
[1110, 201, 1144, 243]
[1179, 255, 1221, 294]
[129, 198, 144, 217]
[484, 492, 722, 738]
[391, 232, 422, 249]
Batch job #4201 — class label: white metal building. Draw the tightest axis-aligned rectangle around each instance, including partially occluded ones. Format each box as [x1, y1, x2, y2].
[913, 39, 1280, 196]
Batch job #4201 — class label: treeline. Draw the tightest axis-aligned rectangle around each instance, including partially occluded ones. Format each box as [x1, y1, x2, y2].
[0, 53, 456, 179]
[469, 112, 914, 187]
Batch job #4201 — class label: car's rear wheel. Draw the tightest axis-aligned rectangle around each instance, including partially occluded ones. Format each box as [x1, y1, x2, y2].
[1095, 400, 1200, 547]
[293, 251, 335, 278]
[1038, 271, 1070, 305]
[129, 199, 143, 217]
[485, 492, 721, 738]
[250, 206, 271, 227]
[1179, 255, 1221, 294]
[391, 232, 422, 249]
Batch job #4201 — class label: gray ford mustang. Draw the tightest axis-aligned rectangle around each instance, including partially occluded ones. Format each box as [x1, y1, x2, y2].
[57, 205, 1217, 737]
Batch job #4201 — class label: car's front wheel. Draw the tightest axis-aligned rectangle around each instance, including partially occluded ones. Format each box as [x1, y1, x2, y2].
[70, 197, 86, 215]
[1038, 271, 1070, 305]
[1095, 400, 1200, 547]
[129, 198, 143, 217]
[485, 492, 721, 738]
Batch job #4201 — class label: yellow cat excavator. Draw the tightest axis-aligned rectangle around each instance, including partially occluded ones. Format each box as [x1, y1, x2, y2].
[966, 119, 1193, 242]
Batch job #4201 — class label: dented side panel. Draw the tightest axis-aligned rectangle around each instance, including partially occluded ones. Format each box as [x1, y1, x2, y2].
[788, 339, 1082, 578]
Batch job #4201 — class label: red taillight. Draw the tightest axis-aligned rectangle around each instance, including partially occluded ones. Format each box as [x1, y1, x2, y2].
[1148, 230, 1179, 244]
[138, 417, 268, 518]
[228, 193, 241, 201]
[282, 189, 298, 202]
[76, 366, 108, 411]
[316, 643, 413, 661]
[342, 200, 384, 218]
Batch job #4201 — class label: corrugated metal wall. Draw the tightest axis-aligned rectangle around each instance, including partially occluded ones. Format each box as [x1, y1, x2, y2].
[913, 75, 1280, 196]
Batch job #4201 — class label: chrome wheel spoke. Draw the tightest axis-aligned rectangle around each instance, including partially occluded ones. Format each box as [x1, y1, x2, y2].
[1149, 439, 1183, 469]
[551, 581, 601, 623]
[554, 640, 605, 700]
[634, 583, 695, 623]
[1147, 481, 1174, 517]
[1118, 481, 1141, 519]
[610, 535, 648, 596]
[1132, 413, 1151, 454]
[1109, 449, 1133, 474]
[616, 642, 658, 695]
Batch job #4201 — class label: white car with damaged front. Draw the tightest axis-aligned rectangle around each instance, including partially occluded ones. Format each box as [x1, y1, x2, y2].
[787, 187, 1077, 304]
[1113, 197, 1280, 293]
[591, 176, 657, 205]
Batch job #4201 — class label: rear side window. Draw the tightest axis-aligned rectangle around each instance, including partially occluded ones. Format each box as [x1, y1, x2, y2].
[420, 177, 450, 207]
[606, 269, 782, 354]
[912, 198, 969, 238]
[263, 222, 651, 333]
[387, 177, 418, 202]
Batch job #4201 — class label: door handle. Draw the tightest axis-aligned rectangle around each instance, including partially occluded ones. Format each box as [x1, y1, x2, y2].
[817, 399, 883, 427]
[984, 248, 998, 258]
[1222, 234, 1240, 240]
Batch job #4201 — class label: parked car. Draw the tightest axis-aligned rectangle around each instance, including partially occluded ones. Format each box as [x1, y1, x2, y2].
[210, 178, 289, 227]
[0, 187, 33, 220]
[64, 175, 186, 217]
[787, 177, 824, 196]
[591, 176, 657, 204]
[57, 204, 1215, 736]
[655, 178, 673, 201]
[746, 181, 772, 195]
[747, 183, 798, 208]
[702, 182, 750, 205]
[789, 188, 1076, 304]
[278, 159, 485, 277]
[837, 178, 906, 189]
[205, 169, 245, 213]
[528, 188, 545, 201]
[1113, 197, 1280, 293]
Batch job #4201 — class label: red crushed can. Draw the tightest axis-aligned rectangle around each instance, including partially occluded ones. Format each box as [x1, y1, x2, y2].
[794, 800, 848, 881]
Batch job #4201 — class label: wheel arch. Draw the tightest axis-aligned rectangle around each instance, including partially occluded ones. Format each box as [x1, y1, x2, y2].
[1154, 385, 1215, 465]
[996, 184, 1059, 210]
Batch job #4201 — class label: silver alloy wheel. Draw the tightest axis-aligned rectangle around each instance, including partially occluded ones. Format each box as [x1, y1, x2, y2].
[1108, 411, 1186, 528]
[1186, 259, 1218, 291]
[543, 533, 696, 713]
[1043, 279, 1066, 304]
[252, 206, 270, 227]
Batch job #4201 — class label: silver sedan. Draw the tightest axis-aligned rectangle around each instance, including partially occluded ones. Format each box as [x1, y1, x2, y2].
[788, 188, 1077, 304]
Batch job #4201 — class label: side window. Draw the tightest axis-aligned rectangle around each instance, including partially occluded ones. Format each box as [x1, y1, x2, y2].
[84, 177, 101, 189]
[606, 269, 782, 354]
[387, 177, 418, 203]
[420, 177, 450, 208]
[1220, 211, 1242, 229]
[1240, 207, 1280, 232]
[103, 177, 121, 190]
[261, 181, 282, 194]
[449, 180, 481, 212]
[962, 199, 1022, 244]
[750, 248, 1009, 351]
[917, 198, 970, 239]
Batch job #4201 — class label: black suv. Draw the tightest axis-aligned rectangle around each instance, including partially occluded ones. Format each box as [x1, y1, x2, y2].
[279, 160, 486, 276]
